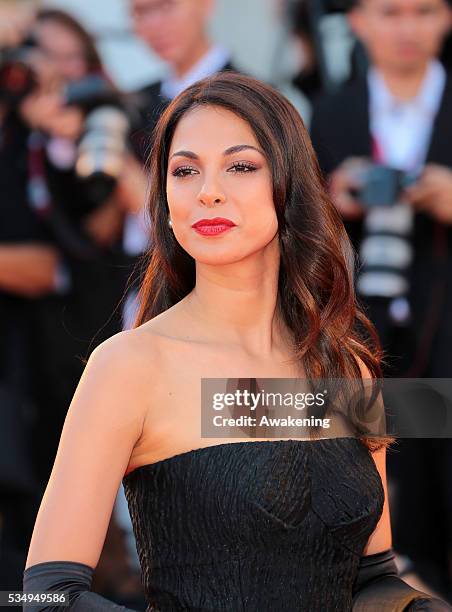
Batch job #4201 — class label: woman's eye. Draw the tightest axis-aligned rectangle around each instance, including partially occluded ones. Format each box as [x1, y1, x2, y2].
[171, 162, 258, 178]
[229, 162, 258, 173]
[172, 166, 197, 178]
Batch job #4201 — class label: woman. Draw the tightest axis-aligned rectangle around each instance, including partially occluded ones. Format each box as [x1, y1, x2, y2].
[23, 72, 450, 611]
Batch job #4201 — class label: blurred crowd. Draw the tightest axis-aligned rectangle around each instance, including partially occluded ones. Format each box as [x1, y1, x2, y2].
[0, 0, 451, 608]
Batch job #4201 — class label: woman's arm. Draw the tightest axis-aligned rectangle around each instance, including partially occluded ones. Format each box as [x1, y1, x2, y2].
[363, 444, 392, 555]
[23, 329, 152, 608]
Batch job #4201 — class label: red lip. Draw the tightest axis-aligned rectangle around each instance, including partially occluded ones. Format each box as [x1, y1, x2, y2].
[191, 217, 236, 228]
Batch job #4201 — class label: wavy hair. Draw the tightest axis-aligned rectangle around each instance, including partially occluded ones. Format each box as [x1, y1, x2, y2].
[133, 71, 395, 453]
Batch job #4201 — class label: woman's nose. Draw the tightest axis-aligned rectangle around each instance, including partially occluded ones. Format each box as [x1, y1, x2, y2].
[198, 180, 226, 207]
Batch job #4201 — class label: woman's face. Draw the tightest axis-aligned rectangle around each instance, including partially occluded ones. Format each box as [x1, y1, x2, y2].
[34, 20, 89, 83]
[166, 105, 278, 265]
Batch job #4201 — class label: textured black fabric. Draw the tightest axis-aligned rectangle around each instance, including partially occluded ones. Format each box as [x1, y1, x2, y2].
[122, 437, 384, 611]
[22, 560, 137, 611]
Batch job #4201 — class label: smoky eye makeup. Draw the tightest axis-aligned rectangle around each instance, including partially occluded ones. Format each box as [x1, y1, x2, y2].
[171, 165, 197, 178]
[169, 160, 260, 178]
[229, 161, 260, 173]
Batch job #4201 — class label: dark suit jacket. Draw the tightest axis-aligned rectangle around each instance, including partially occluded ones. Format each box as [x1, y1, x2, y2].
[310, 74, 452, 376]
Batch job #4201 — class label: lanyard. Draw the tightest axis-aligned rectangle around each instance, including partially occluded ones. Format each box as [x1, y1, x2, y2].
[27, 130, 52, 217]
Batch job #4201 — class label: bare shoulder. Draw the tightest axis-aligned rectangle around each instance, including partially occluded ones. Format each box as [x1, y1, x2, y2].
[83, 307, 190, 408]
[89, 303, 190, 370]
[89, 325, 160, 369]
[77, 326, 167, 423]
[87, 297, 193, 391]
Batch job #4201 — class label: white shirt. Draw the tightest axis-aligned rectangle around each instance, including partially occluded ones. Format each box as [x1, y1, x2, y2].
[367, 59, 446, 172]
[160, 44, 231, 100]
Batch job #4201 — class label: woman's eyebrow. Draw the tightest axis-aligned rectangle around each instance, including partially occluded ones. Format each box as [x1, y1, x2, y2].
[169, 144, 264, 160]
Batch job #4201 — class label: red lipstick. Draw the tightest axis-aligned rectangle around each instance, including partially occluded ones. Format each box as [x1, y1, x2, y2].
[191, 217, 237, 236]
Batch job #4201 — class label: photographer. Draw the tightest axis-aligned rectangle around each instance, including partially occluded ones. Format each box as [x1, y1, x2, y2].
[310, 0, 452, 597]
[0, 8, 145, 596]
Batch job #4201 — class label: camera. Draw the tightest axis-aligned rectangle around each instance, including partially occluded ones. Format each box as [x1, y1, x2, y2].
[62, 75, 130, 203]
[353, 164, 417, 321]
[349, 164, 419, 208]
[1, 38, 130, 204]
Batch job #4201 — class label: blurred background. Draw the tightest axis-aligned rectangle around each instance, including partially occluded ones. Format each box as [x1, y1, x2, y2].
[0, 0, 451, 609]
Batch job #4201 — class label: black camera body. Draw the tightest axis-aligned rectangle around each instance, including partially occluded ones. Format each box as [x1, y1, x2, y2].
[61, 75, 130, 203]
[352, 164, 418, 208]
[354, 163, 418, 319]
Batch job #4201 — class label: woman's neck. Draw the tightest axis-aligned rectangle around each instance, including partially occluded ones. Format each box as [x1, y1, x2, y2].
[182, 240, 291, 357]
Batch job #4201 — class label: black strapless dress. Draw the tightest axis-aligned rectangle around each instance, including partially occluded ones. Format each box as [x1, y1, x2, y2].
[122, 438, 384, 612]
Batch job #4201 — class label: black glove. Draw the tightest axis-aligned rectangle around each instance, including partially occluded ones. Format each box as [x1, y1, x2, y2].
[23, 560, 138, 611]
[352, 548, 452, 611]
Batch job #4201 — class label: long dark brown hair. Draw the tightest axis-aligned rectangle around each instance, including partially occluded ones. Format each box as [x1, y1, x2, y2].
[134, 71, 395, 453]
